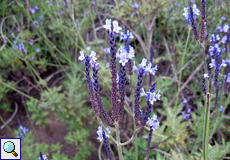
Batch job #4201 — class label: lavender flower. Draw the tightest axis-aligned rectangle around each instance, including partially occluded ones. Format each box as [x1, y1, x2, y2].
[133, 3, 138, 9]
[31, 56, 35, 60]
[219, 106, 224, 112]
[223, 24, 229, 33]
[133, 59, 157, 127]
[116, 46, 135, 66]
[103, 19, 122, 34]
[34, 6, 39, 10]
[141, 86, 161, 127]
[102, 131, 113, 160]
[202, 73, 209, 95]
[200, 0, 206, 43]
[141, 88, 161, 105]
[35, 48, 40, 53]
[145, 126, 153, 159]
[50, 2, 53, 6]
[112, 21, 122, 33]
[183, 99, 188, 104]
[210, 34, 220, 42]
[17, 125, 29, 138]
[146, 115, 160, 131]
[39, 154, 48, 160]
[221, 16, 226, 21]
[78, 52, 99, 117]
[61, 11, 65, 15]
[39, 15, 42, 21]
[91, 60, 114, 125]
[97, 126, 110, 142]
[30, 8, 36, 14]
[182, 108, 191, 119]
[121, 25, 134, 75]
[33, 20, 39, 28]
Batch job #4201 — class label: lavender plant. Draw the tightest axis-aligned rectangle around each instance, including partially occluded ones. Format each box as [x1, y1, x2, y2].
[79, 19, 160, 159]
[183, 1, 230, 159]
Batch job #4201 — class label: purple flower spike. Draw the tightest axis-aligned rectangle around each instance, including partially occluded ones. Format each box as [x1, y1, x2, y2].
[116, 46, 135, 66]
[145, 115, 160, 158]
[102, 131, 113, 160]
[133, 59, 157, 127]
[200, 0, 206, 43]
[91, 60, 114, 125]
[79, 53, 99, 117]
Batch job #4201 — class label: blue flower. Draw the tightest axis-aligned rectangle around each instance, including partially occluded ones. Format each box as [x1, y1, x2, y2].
[104, 48, 110, 54]
[34, 6, 39, 10]
[146, 115, 160, 131]
[222, 36, 227, 44]
[31, 56, 35, 60]
[223, 24, 229, 33]
[221, 16, 226, 21]
[39, 15, 42, 21]
[133, 3, 138, 9]
[182, 109, 191, 119]
[210, 34, 220, 42]
[103, 19, 111, 31]
[219, 106, 224, 112]
[116, 46, 135, 66]
[35, 48, 40, 53]
[133, 58, 158, 76]
[13, 40, 17, 44]
[61, 11, 65, 15]
[30, 8, 36, 14]
[139, 110, 143, 118]
[112, 21, 122, 33]
[97, 126, 110, 142]
[183, 99, 188, 104]
[141, 88, 161, 105]
[132, 12, 136, 16]
[17, 125, 29, 138]
[209, 59, 216, 69]
[39, 154, 48, 160]
[50, 2, 53, 6]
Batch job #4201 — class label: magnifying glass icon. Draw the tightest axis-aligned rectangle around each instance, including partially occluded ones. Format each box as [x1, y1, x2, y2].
[3, 141, 18, 157]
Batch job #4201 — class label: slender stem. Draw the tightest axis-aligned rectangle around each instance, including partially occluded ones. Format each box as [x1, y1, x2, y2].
[115, 123, 123, 160]
[98, 141, 103, 160]
[120, 128, 140, 146]
[203, 93, 210, 160]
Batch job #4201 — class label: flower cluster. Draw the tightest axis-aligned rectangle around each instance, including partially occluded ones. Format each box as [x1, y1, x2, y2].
[30, 6, 39, 14]
[103, 19, 122, 34]
[17, 125, 29, 138]
[141, 88, 161, 105]
[97, 126, 111, 142]
[39, 154, 48, 160]
[182, 108, 191, 120]
[14, 42, 27, 54]
[116, 46, 135, 66]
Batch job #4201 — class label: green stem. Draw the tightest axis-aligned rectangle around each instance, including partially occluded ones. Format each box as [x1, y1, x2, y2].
[203, 93, 210, 160]
[98, 141, 103, 160]
[120, 128, 140, 146]
[175, 27, 191, 113]
[115, 123, 123, 160]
